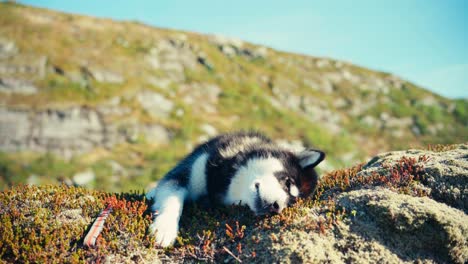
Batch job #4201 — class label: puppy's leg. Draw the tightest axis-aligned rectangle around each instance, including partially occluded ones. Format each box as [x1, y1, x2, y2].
[149, 181, 187, 247]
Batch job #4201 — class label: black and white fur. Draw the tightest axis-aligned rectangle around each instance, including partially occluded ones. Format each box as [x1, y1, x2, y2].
[147, 131, 325, 247]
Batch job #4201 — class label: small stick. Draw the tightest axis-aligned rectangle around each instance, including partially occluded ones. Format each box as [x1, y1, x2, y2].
[83, 205, 113, 247]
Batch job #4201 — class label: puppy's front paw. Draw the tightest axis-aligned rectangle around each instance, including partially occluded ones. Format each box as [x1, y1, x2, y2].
[149, 215, 179, 247]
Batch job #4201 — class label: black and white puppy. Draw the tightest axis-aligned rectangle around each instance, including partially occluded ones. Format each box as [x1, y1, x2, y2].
[147, 131, 325, 247]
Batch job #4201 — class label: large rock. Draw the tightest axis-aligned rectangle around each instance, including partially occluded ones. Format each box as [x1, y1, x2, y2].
[359, 144, 468, 213]
[0, 38, 17, 59]
[72, 169, 96, 186]
[0, 107, 104, 158]
[86, 67, 124, 84]
[338, 189, 468, 264]
[0, 107, 31, 151]
[145, 39, 198, 82]
[0, 78, 38, 94]
[136, 90, 174, 119]
[177, 83, 221, 114]
[0, 53, 47, 80]
[209, 34, 267, 59]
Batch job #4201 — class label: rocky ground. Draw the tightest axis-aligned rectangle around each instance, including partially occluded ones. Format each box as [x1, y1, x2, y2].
[1, 145, 466, 263]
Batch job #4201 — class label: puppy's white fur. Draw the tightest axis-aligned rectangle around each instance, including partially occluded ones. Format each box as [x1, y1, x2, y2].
[219, 137, 263, 158]
[149, 183, 187, 247]
[224, 157, 289, 213]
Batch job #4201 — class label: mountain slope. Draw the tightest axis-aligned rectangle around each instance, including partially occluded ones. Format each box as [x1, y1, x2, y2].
[0, 2, 466, 191]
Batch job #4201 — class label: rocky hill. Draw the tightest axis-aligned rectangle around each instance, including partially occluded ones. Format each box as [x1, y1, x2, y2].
[1, 145, 467, 263]
[0, 3, 467, 192]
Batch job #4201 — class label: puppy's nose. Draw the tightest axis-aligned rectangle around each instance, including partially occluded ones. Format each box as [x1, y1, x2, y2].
[270, 202, 281, 214]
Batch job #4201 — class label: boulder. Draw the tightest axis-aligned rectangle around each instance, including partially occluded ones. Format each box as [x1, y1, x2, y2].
[145, 39, 198, 82]
[83, 66, 124, 84]
[0, 54, 47, 79]
[72, 169, 96, 186]
[0, 37, 17, 59]
[140, 124, 171, 145]
[0, 78, 38, 94]
[338, 188, 468, 263]
[178, 83, 221, 114]
[0, 107, 31, 151]
[359, 144, 468, 213]
[0, 107, 105, 158]
[136, 90, 174, 119]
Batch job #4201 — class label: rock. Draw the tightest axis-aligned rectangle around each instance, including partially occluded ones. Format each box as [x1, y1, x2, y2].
[0, 107, 106, 158]
[341, 70, 360, 84]
[96, 97, 131, 116]
[418, 96, 439, 107]
[178, 83, 221, 114]
[0, 54, 47, 79]
[200, 123, 217, 137]
[303, 77, 334, 94]
[209, 34, 244, 51]
[108, 160, 127, 176]
[315, 59, 331, 68]
[0, 107, 31, 152]
[0, 78, 38, 94]
[84, 66, 124, 84]
[145, 39, 198, 82]
[26, 174, 40, 185]
[322, 72, 344, 84]
[382, 116, 413, 129]
[209, 34, 266, 59]
[136, 90, 174, 119]
[107, 160, 128, 184]
[348, 99, 376, 116]
[386, 75, 405, 89]
[32, 108, 104, 156]
[0, 38, 17, 59]
[140, 124, 171, 145]
[338, 188, 468, 264]
[147, 76, 172, 90]
[359, 144, 468, 213]
[427, 123, 445, 135]
[253, 46, 268, 59]
[220, 45, 236, 57]
[72, 169, 95, 186]
[271, 76, 299, 108]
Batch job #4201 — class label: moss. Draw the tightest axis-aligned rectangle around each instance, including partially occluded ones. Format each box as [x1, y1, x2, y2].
[0, 185, 159, 263]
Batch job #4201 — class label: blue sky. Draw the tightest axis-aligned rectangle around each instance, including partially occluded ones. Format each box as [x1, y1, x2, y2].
[20, 0, 468, 98]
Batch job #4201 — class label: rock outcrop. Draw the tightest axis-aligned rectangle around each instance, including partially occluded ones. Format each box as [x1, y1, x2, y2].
[0, 106, 171, 158]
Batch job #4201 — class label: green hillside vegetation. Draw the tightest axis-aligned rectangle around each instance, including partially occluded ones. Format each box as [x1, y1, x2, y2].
[0, 2, 466, 192]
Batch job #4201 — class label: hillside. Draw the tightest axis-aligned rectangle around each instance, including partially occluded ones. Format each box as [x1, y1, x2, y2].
[0, 2, 467, 192]
[1, 145, 467, 263]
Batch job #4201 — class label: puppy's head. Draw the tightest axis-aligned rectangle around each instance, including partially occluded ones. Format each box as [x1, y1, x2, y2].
[242, 149, 325, 215]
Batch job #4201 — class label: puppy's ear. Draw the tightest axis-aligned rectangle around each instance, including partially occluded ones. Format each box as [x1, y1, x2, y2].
[298, 149, 325, 169]
[297, 149, 325, 197]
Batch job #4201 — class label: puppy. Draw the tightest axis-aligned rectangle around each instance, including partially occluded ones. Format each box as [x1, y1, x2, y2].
[147, 131, 325, 247]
